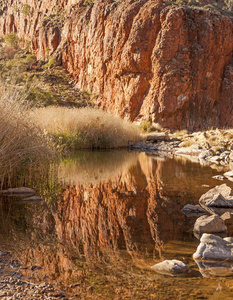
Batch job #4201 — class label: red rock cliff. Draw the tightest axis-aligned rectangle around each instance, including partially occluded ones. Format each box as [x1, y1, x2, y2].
[0, 0, 232, 130]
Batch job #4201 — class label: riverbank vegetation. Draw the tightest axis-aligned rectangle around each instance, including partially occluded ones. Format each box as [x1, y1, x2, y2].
[0, 83, 51, 188]
[30, 106, 141, 150]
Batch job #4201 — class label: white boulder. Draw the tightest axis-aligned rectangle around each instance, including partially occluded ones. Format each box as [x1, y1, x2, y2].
[151, 260, 189, 276]
[193, 234, 233, 261]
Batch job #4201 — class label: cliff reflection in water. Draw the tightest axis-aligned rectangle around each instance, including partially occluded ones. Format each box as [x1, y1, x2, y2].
[0, 151, 227, 287]
[56, 151, 199, 262]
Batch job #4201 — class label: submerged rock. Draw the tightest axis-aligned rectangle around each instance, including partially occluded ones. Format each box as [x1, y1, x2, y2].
[193, 234, 233, 261]
[199, 184, 233, 208]
[194, 215, 227, 234]
[22, 196, 42, 203]
[0, 187, 35, 196]
[151, 260, 189, 276]
[181, 204, 207, 217]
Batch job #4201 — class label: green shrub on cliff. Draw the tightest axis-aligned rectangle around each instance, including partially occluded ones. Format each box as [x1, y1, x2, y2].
[83, 0, 94, 6]
[22, 4, 31, 16]
[26, 86, 59, 106]
[4, 33, 19, 48]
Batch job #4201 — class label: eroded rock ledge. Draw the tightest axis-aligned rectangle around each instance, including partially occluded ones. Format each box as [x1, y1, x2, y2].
[0, 0, 232, 130]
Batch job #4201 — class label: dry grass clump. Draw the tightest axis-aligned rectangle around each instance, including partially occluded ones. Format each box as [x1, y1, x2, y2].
[30, 107, 141, 150]
[0, 83, 51, 187]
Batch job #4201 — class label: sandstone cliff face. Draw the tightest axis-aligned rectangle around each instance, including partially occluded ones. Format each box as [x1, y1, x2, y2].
[0, 0, 233, 130]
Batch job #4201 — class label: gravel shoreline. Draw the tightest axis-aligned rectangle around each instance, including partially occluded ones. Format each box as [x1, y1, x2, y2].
[0, 250, 70, 300]
[130, 130, 233, 168]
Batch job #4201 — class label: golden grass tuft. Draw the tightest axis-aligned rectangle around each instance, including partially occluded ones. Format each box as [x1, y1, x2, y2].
[30, 106, 141, 149]
[0, 83, 51, 187]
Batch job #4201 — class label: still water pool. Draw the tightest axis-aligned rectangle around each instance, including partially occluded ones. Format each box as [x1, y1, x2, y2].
[1, 151, 233, 299]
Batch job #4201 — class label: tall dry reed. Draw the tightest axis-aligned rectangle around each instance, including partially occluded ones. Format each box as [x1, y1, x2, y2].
[30, 107, 141, 149]
[0, 83, 51, 188]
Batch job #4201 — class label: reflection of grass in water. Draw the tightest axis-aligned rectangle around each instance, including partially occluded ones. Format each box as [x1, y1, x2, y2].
[59, 150, 139, 184]
[29, 162, 63, 208]
[0, 196, 28, 239]
[1, 159, 63, 208]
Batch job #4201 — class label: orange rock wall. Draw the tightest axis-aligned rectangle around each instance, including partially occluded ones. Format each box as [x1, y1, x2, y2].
[0, 0, 233, 130]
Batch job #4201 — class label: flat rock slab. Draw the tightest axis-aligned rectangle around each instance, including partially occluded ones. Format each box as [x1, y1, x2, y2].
[0, 187, 35, 195]
[151, 260, 189, 276]
[193, 233, 233, 261]
[146, 132, 168, 142]
[182, 204, 207, 217]
[194, 214, 227, 234]
[199, 184, 233, 208]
